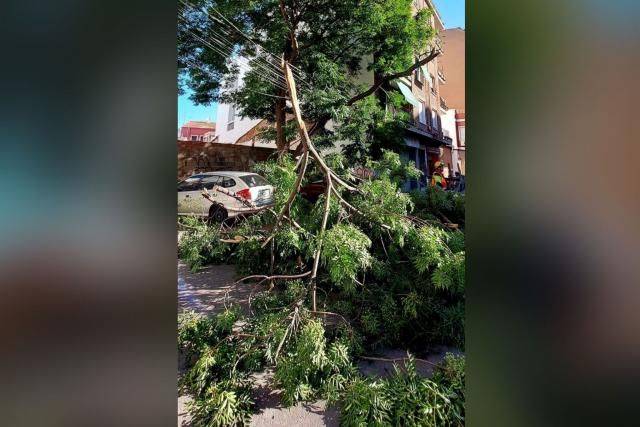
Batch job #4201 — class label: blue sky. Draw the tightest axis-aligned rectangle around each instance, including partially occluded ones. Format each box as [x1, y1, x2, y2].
[433, 0, 465, 29]
[178, 88, 218, 127]
[178, 0, 464, 125]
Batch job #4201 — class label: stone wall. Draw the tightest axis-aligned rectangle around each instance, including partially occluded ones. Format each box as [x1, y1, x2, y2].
[177, 141, 278, 180]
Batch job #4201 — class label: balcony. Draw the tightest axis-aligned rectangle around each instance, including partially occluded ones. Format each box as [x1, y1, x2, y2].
[438, 67, 446, 82]
[404, 120, 452, 147]
[433, 36, 444, 53]
[442, 129, 453, 144]
[440, 97, 448, 111]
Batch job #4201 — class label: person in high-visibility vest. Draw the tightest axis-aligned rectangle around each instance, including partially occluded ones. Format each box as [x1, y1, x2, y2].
[431, 161, 448, 189]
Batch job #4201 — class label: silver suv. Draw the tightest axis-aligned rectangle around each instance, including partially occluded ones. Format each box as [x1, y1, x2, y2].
[178, 171, 274, 222]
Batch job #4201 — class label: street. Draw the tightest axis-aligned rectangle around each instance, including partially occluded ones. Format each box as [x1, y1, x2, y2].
[177, 261, 338, 427]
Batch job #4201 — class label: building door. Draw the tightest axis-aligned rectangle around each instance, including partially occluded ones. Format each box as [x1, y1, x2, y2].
[407, 148, 419, 191]
[417, 148, 427, 189]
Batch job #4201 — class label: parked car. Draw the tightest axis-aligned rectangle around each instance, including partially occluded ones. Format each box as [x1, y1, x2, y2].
[178, 171, 274, 222]
[299, 179, 326, 202]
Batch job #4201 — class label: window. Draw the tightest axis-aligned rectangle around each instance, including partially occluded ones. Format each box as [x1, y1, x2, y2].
[227, 104, 236, 131]
[220, 176, 236, 188]
[429, 74, 436, 94]
[458, 127, 465, 146]
[414, 58, 424, 84]
[201, 176, 221, 190]
[431, 110, 439, 130]
[240, 174, 269, 188]
[177, 177, 201, 192]
[190, 135, 197, 141]
[418, 102, 427, 124]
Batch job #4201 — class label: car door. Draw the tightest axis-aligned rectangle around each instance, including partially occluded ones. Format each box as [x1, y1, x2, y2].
[177, 176, 203, 215]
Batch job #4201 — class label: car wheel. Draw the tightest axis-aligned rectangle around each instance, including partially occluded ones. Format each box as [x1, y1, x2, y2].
[209, 205, 228, 223]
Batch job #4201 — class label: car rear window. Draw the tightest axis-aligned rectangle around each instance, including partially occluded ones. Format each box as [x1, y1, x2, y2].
[239, 174, 269, 188]
[220, 177, 236, 188]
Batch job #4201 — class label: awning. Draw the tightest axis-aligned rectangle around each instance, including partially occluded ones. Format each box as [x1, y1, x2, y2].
[405, 124, 453, 147]
[397, 80, 420, 107]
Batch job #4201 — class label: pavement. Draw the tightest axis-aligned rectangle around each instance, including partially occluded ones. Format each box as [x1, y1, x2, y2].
[178, 262, 248, 316]
[178, 261, 339, 427]
[177, 260, 460, 426]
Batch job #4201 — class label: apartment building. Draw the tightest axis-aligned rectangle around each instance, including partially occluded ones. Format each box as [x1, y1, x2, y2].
[390, 0, 455, 189]
[215, 69, 263, 145]
[438, 27, 466, 175]
[178, 120, 216, 142]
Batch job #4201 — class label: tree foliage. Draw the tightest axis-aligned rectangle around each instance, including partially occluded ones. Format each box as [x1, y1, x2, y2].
[178, 0, 438, 153]
[177, 2, 463, 425]
[341, 354, 465, 427]
[321, 224, 372, 291]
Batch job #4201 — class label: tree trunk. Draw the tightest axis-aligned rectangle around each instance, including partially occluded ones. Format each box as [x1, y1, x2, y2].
[274, 31, 298, 157]
[275, 93, 287, 155]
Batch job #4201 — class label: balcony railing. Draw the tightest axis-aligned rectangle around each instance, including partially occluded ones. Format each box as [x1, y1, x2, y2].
[433, 36, 444, 54]
[437, 67, 446, 82]
[440, 97, 448, 111]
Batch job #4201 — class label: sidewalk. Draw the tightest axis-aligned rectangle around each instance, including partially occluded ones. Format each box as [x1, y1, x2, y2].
[177, 261, 338, 427]
[177, 261, 460, 426]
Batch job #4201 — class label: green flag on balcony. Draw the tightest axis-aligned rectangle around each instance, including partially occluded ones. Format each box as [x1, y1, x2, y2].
[420, 64, 429, 79]
[397, 80, 420, 107]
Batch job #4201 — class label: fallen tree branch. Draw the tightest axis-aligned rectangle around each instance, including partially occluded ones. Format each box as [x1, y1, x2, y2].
[232, 270, 311, 287]
[359, 355, 452, 371]
[310, 310, 351, 327]
[331, 186, 391, 230]
[203, 186, 255, 208]
[274, 306, 300, 363]
[261, 148, 309, 248]
[310, 177, 332, 311]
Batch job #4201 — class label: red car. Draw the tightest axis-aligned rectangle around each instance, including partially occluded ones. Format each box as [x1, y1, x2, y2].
[299, 180, 326, 202]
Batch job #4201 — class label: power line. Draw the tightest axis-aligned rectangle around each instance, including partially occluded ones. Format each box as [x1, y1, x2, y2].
[178, 13, 291, 89]
[184, 59, 290, 100]
[178, 0, 312, 87]
[178, 6, 312, 93]
[179, 18, 290, 91]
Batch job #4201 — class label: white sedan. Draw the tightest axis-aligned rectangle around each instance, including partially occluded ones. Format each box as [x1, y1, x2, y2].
[178, 171, 274, 222]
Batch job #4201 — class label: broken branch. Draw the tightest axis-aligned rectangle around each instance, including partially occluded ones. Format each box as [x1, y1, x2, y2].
[346, 48, 440, 106]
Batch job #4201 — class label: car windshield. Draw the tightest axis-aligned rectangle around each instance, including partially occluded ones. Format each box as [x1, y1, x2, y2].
[239, 174, 269, 188]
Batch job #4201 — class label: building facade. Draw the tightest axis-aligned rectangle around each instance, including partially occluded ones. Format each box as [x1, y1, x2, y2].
[389, 0, 455, 190]
[215, 68, 263, 145]
[438, 27, 465, 175]
[179, 121, 216, 142]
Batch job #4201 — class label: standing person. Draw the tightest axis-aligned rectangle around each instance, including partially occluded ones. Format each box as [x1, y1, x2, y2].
[431, 161, 448, 189]
[455, 171, 466, 192]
